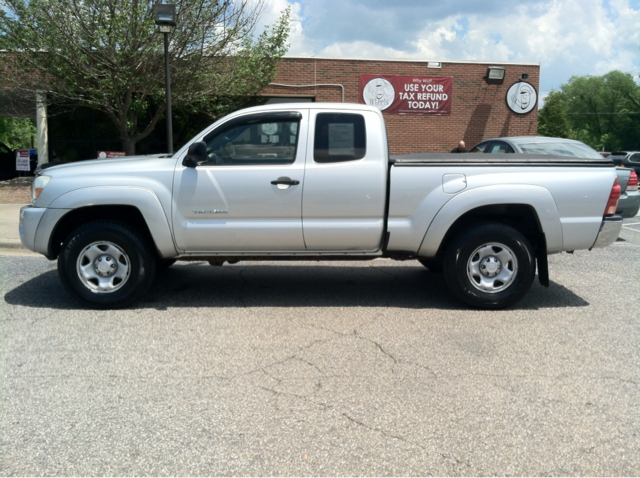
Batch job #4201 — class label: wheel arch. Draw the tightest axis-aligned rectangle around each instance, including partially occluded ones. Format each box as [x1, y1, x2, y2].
[430, 204, 543, 259]
[418, 185, 563, 259]
[42, 187, 177, 260]
[46, 205, 173, 260]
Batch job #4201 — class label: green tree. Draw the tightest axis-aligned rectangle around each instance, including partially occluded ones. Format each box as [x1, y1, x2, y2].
[537, 91, 572, 138]
[0, 0, 291, 155]
[558, 71, 640, 151]
[0, 117, 36, 149]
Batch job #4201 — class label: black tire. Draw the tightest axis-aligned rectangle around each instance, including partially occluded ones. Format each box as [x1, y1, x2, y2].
[443, 223, 536, 309]
[58, 221, 156, 309]
[418, 257, 443, 273]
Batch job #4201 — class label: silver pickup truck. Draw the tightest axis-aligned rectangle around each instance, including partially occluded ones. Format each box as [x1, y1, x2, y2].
[20, 103, 623, 310]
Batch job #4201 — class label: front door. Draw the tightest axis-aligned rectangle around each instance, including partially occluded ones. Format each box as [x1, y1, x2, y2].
[172, 111, 307, 252]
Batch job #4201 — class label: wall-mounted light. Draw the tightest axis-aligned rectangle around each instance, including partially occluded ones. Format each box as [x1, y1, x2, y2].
[486, 66, 506, 85]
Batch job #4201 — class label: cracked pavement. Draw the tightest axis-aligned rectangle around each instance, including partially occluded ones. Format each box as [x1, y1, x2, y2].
[1, 223, 639, 476]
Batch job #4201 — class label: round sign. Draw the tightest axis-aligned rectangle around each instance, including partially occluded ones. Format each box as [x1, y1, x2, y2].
[261, 123, 278, 135]
[362, 77, 396, 111]
[506, 81, 537, 115]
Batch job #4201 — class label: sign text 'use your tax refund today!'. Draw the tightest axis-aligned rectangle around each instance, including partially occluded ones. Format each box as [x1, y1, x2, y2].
[359, 75, 452, 115]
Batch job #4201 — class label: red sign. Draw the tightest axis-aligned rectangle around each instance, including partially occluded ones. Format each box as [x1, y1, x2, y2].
[359, 75, 452, 115]
[97, 151, 126, 159]
[15, 149, 30, 171]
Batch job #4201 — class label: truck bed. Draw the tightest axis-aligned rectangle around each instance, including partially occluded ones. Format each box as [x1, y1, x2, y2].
[391, 152, 614, 167]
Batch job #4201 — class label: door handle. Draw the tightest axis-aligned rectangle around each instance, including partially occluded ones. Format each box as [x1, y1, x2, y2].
[271, 177, 300, 189]
[271, 177, 300, 186]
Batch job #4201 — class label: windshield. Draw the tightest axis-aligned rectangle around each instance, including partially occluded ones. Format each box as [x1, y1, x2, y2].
[517, 141, 603, 159]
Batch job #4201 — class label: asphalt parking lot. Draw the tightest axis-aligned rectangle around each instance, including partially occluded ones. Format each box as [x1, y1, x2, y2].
[1, 219, 639, 476]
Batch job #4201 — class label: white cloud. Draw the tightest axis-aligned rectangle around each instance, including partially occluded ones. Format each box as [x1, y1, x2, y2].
[251, 0, 316, 55]
[254, 0, 640, 92]
[318, 41, 411, 59]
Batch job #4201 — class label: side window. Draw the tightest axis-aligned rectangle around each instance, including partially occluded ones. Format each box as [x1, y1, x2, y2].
[314, 113, 366, 163]
[489, 142, 513, 153]
[202, 117, 300, 166]
[470, 141, 489, 153]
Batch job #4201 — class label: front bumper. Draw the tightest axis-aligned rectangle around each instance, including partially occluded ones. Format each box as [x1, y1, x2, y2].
[591, 215, 623, 249]
[19, 205, 47, 252]
[20, 205, 71, 257]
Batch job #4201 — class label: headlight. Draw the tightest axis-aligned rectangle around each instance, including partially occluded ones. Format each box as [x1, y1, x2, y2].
[32, 175, 51, 203]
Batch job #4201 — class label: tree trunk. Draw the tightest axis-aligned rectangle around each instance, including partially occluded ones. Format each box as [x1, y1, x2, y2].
[116, 104, 167, 156]
[121, 137, 137, 156]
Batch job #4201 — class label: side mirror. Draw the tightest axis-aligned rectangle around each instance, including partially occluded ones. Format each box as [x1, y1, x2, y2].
[183, 141, 207, 168]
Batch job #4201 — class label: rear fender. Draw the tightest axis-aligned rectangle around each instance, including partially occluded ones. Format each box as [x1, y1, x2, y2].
[418, 185, 563, 257]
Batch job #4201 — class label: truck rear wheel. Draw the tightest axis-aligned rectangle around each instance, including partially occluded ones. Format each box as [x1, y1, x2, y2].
[443, 223, 535, 309]
[58, 221, 156, 309]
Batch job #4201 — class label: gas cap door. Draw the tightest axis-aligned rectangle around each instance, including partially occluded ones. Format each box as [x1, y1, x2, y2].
[442, 173, 467, 194]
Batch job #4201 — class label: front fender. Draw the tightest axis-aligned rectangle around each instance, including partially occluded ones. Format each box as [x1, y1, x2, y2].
[43, 186, 177, 257]
[418, 185, 563, 257]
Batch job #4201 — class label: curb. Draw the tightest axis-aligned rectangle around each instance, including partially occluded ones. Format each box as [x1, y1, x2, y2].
[0, 238, 25, 249]
[0, 203, 28, 251]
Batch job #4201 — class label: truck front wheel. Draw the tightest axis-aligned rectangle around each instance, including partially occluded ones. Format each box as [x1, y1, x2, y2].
[58, 221, 156, 309]
[443, 223, 535, 309]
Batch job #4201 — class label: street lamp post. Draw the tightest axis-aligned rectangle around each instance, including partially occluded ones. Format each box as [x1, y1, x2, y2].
[153, 3, 177, 154]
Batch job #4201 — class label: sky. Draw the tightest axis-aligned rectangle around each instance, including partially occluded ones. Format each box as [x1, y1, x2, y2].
[256, 0, 640, 101]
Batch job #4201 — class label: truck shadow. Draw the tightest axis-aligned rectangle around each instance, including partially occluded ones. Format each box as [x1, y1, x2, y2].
[4, 261, 590, 310]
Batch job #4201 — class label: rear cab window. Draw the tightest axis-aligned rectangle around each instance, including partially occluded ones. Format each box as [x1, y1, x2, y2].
[314, 113, 366, 163]
[519, 142, 603, 159]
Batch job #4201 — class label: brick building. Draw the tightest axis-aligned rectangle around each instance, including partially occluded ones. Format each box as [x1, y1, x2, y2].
[261, 56, 540, 154]
[0, 54, 540, 162]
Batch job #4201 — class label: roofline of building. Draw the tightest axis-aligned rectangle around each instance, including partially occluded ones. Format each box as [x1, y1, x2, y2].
[282, 54, 540, 67]
[0, 49, 540, 68]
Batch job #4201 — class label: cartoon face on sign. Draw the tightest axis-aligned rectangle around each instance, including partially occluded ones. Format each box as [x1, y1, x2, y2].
[262, 123, 278, 135]
[506, 82, 537, 114]
[363, 78, 395, 111]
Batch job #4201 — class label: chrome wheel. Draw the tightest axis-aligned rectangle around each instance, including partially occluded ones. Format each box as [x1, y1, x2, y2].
[76, 241, 131, 293]
[467, 242, 517, 293]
